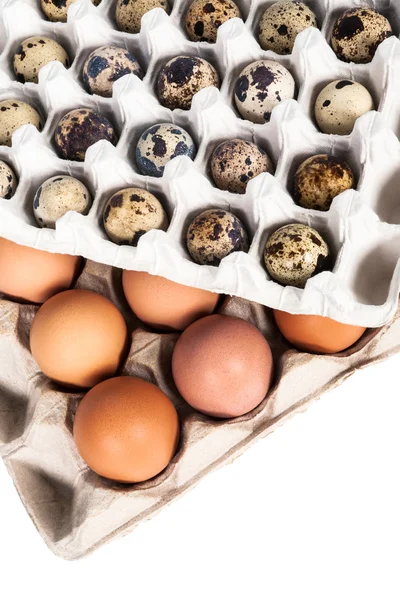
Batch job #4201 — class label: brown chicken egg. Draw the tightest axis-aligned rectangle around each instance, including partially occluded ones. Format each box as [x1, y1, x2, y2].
[74, 376, 180, 483]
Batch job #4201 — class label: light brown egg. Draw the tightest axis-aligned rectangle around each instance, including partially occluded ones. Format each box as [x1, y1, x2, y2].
[172, 314, 273, 418]
[30, 289, 128, 388]
[74, 376, 180, 483]
[274, 309, 366, 354]
[0, 237, 80, 303]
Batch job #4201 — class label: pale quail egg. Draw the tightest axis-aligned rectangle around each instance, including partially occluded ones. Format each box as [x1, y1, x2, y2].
[13, 36, 70, 84]
[157, 55, 220, 110]
[210, 138, 273, 194]
[259, 0, 318, 54]
[103, 187, 169, 245]
[0, 161, 17, 199]
[55, 108, 117, 161]
[136, 123, 196, 177]
[315, 80, 375, 135]
[234, 59, 295, 124]
[264, 223, 331, 287]
[33, 175, 92, 228]
[0, 100, 42, 146]
[293, 154, 354, 211]
[185, 0, 242, 43]
[83, 46, 143, 98]
[41, 0, 102, 21]
[115, 0, 171, 34]
[187, 208, 249, 266]
[331, 7, 392, 64]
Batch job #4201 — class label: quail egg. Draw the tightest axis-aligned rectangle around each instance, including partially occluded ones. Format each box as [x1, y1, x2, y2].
[41, 0, 102, 21]
[83, 46, 143, 98]
[331, 7, 392, 64]
[55, 108, 117, 161]
[185, 0, 242, 43]
[293, 154, 354, 211]
[13, 36, 70, 84]
[0, 100, 42, 146]
[157, 55, 220, 110]
[264, 223, 331, 287]
[115, 0, 171, 34]
[33, 175, 92, 228]
[259, 0, 318, 54]
[187, 208, 249, 266]
[103, 187, 169, 245]
[315, 80, 375, 135]
[136, 123, 196, 177]
[210, 138, 273, 194]
[234, 59, 295, 124]
[0, 161, 17, 199]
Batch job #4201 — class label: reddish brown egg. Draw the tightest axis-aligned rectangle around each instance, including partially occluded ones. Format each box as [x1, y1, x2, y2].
[74, 376, 180, 483]
[172, 314, 273, 418]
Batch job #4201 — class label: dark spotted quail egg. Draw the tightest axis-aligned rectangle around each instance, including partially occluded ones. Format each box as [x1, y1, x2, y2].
[293, 154, 354, 211]
[315, 80, 375, 135]
[157, 56, 220, 110]
[115, 0, 171, 34]
[185, 0, 242, 43]
[210, 138, 273, 194]
[13, 36, 70, 84]
[0, 161, 17, 199]
[0, 100, 42, 146]
[33, 175, 92, 228]
[41, 0, 102, 22]
[259, 0, 318, 54]
[83, 46, 143, 98]
[331, 7, 392, 64]
[234, 59, 295, 124]
[264, 223, 331, 287]
[136, 123, 196, 177]
[187, 209, 249, 266]
[55, 108, 117, 161]
[103, 187, 169, 245]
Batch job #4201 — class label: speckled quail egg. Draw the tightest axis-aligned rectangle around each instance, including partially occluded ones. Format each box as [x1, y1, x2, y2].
[41, 0, 102, 22]
[103, 187, 168, 245]
[185, 0, 242, 43]
[83, 46, 143, 98]
[331, 7, 392, 64]
[293, 154, 354, 211]
[264, 223, 331, 287]
[259, 0, 318, 54]
[234, 59, 295, 124]
[33, 175, 92, 228]
[115, 0, 171, 34]
[210, 138, 273, 194]
[136, 123, 196, 177]
[0, 161, 17, 199]
[55, 108, 117, 161]
[315, 80, 375, 135]
[187, 209, 249, 266]
[157, 55, 220, 110]
[13, 36, 70, 84]
[0, 100, 42, 146]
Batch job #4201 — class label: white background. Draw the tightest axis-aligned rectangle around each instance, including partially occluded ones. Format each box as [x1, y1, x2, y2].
[1, 355, 399, 600]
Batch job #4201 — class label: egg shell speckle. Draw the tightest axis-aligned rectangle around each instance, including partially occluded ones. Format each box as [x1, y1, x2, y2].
[187, 208, 249, 266]
[115, 0, 171, 34]
[259, 0, 318, 55]
[331, 7, 392, 64]
[210, 138, 273, 193]
[264, 223, 331, 287]
[293, 154, 354, 211]
[185, 0, 242, 43]
[0, 161, 17, 199]
[55, 108, 117, 161]
[0, 100, 42, 147]
[315, 79, 375, 135]
[13, 36, 70, 84]
[157, 55, 220, 110]
[83, 46, 143, 98]
[234, 59, 295, 124]
[33, 175, 92, 228]
[103, 187, 169, 246]
[136, 123, 196, 177]
[41, 0, 101, 22]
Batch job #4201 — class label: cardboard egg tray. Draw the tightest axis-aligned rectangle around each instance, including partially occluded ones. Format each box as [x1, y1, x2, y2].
[1, 0, 400, 558]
